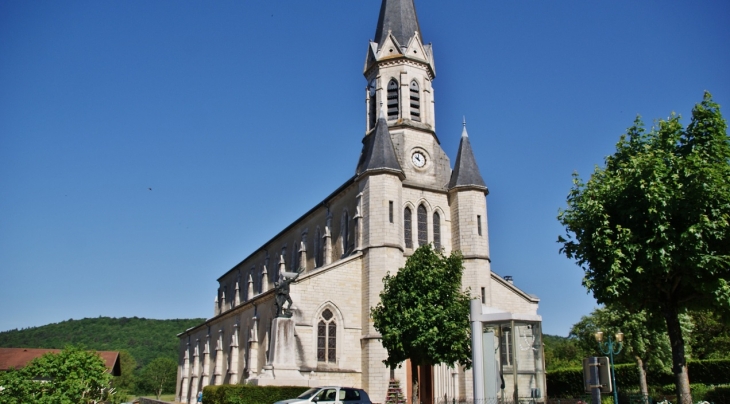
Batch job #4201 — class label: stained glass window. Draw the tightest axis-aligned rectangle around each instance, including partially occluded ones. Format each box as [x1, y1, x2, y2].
[417, 205, 427, 246]
[317, 309, 336, 363]
[433, 211, 441, 249]
[404, 207, 412, 248]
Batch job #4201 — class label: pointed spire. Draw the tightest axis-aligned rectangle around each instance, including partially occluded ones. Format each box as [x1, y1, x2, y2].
[356, 114, 404, 178]
[374, 0, 422, 50]
[448, 120, 488, 193]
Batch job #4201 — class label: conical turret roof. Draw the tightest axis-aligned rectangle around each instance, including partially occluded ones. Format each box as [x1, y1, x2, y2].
[373, 0, 422, 50]
[448, 122, 488, 192]
[356, 113, 404, 178]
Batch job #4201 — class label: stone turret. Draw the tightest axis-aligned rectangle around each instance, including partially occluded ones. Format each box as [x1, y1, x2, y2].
[448, 121, 491, 303]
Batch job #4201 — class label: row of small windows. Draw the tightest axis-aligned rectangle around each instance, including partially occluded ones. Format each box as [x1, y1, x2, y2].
[404, 205, 441, 250]
[387, 79, 421, 122]
[369, 79, 422, 127]
[220, 210, 353, 308]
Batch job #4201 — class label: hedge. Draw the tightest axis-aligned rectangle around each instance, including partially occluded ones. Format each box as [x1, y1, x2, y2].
[546, 359, 730, 398]
[687, 359, 730, 385]
[705, 386, 730, 404]
[202, 385, 311, 404]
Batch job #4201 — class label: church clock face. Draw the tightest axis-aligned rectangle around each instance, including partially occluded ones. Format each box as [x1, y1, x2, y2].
[412, 151, 426, 168]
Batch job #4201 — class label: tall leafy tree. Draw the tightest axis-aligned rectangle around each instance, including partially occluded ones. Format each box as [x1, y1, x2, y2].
[371, 244, 472, 371]
[542, 334, 586, 371]
[138, 357, 177, 399]
[558, 92, 730, 404]
[685, 309, 730, 360]
[111, 350, 137, 395]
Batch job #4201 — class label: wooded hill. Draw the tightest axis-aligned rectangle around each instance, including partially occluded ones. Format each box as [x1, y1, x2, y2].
[0, 317, 204, 367]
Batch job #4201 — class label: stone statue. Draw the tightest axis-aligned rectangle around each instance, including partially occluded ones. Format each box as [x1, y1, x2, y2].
[274, 271, 299, 318]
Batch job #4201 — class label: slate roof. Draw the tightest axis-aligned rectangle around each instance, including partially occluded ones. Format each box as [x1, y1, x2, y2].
[356, 114, 404, 178]
[373, 0, 422, 50]
[448, 123, 488, 192]
[0, 348, 122, 376]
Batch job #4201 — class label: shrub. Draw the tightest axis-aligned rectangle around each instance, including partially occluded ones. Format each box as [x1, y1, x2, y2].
[546, 366, 585, 398]
[705, 386, 730, 404]
[203, 385, 310, 404]
[689, 360, 730, 385]
[545, 359, 730, 398]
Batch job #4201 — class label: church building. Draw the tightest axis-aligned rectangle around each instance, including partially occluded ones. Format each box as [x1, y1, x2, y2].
[176, 1, 543, 403]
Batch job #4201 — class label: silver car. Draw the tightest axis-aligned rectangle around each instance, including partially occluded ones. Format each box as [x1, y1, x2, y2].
[275, 386, 372, 404]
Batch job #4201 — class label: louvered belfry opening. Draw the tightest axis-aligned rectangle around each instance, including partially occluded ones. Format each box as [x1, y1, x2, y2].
[369, 81, 377, 129]
[387, 79, 399, 120]
[409, 80, 420, 121]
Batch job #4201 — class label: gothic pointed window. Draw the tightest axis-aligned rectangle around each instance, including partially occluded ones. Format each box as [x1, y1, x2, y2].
[314, 227, 322, 268]
[433, 211, 441, 250]
[404, 207, 413, 249]
[417, 204, 427, 246]
[387, 79, 399, 120]
[409, 80, 420, 122]
[368, 79, 377, 130]
[291, 242, 298, 273]
[340, 211, 350, 257]
[317, 309, 336, 363]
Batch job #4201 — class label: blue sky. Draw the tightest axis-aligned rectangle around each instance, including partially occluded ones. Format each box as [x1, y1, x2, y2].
[1, 1, 728, 337]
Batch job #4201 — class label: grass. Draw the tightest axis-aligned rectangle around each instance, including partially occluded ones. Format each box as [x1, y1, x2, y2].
[140, 393, 177, 402]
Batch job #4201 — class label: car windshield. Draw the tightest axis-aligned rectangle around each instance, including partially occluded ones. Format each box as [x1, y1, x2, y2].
[297, 388, 321, 399]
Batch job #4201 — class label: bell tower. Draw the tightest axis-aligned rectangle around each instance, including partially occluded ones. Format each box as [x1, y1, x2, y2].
[363, 0, 451, 191]
[365, 0, 434, 130]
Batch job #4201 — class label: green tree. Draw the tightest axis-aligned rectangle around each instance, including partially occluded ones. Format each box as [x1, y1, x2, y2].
[542, 334, 586, 370]
[0, 346, 114, 403]
[558, 92, 730, 404]
[138, 357, 177, 399]
[0, 368, 35, 404]
[569, 306, 678, 398]
[686, 309, 730, 360]
[371, 244, 472, 371]
[111, 350, 137, 396]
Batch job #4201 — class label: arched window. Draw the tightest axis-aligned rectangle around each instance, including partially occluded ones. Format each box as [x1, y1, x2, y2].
[417, 205, 427, 246]
[340, 211, 350, 257]
[433, 211, 441, 250]
[317, 309, 336, 363]
[314, 228, 322, 268]
[291, 241, 298, 273]
[409, 80, 420, 122]
[404, 207, 413, 249]
[387, 79, 399, 120]
[368, 79, 377, 129]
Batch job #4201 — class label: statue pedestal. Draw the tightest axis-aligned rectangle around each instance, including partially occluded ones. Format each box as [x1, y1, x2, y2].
[251, 317, 312, 386]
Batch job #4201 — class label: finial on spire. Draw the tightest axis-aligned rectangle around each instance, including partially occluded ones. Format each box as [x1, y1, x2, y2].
[379, 102, 385, 119]
[461, 117, 469, 138]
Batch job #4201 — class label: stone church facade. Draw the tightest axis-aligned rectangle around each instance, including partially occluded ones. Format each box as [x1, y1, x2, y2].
[176, 1, 541, 403]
